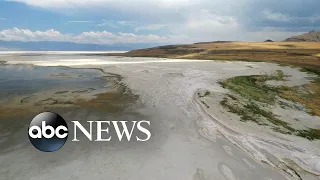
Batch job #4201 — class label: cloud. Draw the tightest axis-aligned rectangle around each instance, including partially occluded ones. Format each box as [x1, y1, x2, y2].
[243, 27, 305, 41]
[262, 9, 320, 25]
[163, 9, 242, 42]
[71, 31, 192, 44]
[97, 20, 120, 28]
[263, 10, 290, 22]
[67, 21, 93, 23]
[6, 0, 320, 26]
[0, 28, 191, 44]
[5, 0, 199, 9]
[3, 0, 320, 43]
[0, 18, 6, 20]
[117, 21, 131, 25]
[135, 24, 167, 32]
[241, 0, 320, 31]
[0, 28, 68, 42]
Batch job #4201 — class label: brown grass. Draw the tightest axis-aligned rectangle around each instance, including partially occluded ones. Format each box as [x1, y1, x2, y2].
[219, 71, 320, 139]
[193, 42, 320, 50]
[279, 82, 320, 116]
[113, 42, 320, 69]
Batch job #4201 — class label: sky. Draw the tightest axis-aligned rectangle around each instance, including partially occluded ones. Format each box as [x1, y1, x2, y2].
[0, 0, 319, 45]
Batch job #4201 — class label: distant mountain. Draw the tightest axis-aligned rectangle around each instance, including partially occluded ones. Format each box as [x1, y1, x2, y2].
[283, 30, 320, 42]
[0, 40, 164, 51]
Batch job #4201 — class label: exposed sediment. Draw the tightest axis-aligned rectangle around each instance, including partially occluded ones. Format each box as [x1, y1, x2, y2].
[2, 55, 319, 180]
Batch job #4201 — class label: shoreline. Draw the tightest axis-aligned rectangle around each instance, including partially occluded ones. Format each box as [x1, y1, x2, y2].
[0, 62, 139, 119]
[1, 55, 319, 179]
[195, 88, 320, 178]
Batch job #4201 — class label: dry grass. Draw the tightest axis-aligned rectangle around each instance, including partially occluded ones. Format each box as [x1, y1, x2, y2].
[76, 90, 138, 113]
[280, 87, 320, 116]
[219, 70, 320, 140]
[279, 68, 320, 116]
[193, 42, 320, 50]
[115, 42, 320, 69]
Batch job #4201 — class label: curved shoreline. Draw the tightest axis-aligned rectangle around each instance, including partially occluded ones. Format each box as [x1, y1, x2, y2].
[2, 55, 319, 180]
[194, 88, 320, 179]
[192, 90, 293, 179]
[0, 63, 138, 119]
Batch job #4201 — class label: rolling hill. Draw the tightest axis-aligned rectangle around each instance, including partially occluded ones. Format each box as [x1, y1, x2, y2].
[108, 31, 320, 69]
[284, 30, 320, 42]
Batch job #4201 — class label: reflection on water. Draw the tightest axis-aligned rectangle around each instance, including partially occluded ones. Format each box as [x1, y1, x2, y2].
[0, 63, 144, 156]
[0, 64, 106, 97]
[0, 64, 110, 152]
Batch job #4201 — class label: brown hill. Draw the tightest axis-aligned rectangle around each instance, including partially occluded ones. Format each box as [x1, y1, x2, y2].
[108, 41, 320, 69]
[284, 30, 320, 42]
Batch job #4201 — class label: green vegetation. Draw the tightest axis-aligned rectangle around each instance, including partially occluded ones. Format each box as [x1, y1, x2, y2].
[219, 70, 320, 140]
[297, 129, 320, 141]
[300, 67, 320, 76]
[201, 100, 210, 108]
[220, 98, 268, 126]
[197, 91, 211, 108]
[198, 91, 211, 98]
[300, 67, 320, 83]
[220, 70, 285, 104]
[278, 100, 302, 110]
[220, 96, 294, 133]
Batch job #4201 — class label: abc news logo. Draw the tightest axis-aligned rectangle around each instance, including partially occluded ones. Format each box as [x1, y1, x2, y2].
[28, 112, 151, 152]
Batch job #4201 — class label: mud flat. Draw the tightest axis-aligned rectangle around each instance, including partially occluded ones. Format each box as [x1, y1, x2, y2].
[1, 54, 320, 180]
[0, 63, 141, 152]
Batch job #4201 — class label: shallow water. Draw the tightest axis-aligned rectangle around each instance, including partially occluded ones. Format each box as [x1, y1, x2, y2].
[0, 61, 152, 180]
[0, 64, 106, 97]
[0, 62, 141, 154]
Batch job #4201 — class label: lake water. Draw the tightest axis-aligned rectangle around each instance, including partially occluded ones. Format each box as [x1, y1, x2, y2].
[0, 61, 144, 158]
[0, 64, 106, 97]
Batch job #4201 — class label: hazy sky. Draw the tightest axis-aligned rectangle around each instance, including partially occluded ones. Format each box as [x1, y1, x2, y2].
[0, 0, 319, 44]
